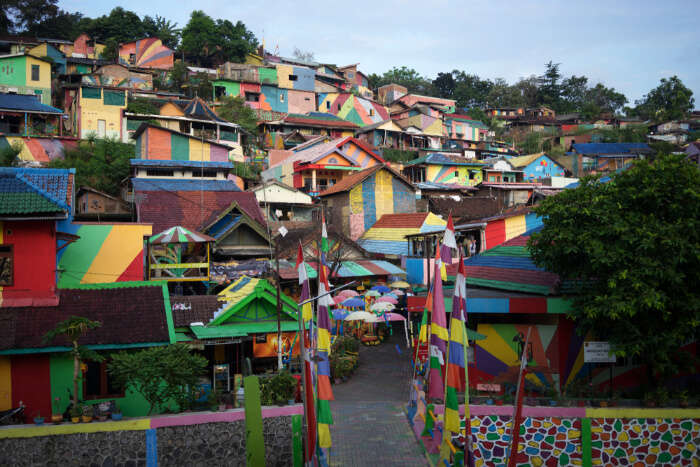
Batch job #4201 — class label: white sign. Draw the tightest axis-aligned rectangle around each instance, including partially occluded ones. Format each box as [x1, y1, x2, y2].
[584, 341, 617, 363]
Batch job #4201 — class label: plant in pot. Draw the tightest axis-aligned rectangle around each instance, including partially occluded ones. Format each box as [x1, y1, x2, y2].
[51, 397, 63, 423]
[654, 387, 669, 407]
[111, 403, 122, 421]
[70, 404, 82, 423]
[269, 371, 297, 406]
[502, 392, 514, 406]
[81, 404, 93, 423]
[33, 410, 44, 425]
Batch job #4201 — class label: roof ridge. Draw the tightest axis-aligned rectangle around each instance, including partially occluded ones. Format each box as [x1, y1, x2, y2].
[12, 172, 68, 211]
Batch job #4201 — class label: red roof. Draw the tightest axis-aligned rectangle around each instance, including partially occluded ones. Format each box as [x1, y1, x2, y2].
[137, 190, 265, 234]
[283, 115, 359, 129]
[371, 212, 429, 229]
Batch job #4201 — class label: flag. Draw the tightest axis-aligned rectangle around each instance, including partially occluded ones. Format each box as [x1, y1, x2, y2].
[299, 275, 317, 464]
[428, 242, 448, 400]
[440, 213, 457, 266]
[321, 212, 329, 262]
[316, 262, 334, 449]
[297, 242, 313, 322]
[445, 252, 467, 433]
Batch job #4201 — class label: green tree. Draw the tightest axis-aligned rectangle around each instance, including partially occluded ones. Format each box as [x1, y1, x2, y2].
[529, 155, 700, 389]
[0, 142, 23, 167]
[24, 9, 84, 39]
[487, 78, 524, 108]
[48, 138, 134, 196]
[537, 61, 563, 110]
[181, 11, 257, 66]
[1, 0, 58, 34]
[142, 15, 180, 49]
[632, 76, 695, 122]
[452, 71, 493, 108]
[369, 66, 435, 95]
[213, 19, 258, 63]
[108, 344, 208, 414]
[586, 83, 627, 115]
[100, 38, 119, 61]
[84, 7, 147, 44]
[433, 71, 456, 99]
[216, 95, 258, 134]
[42, 316, 103, 407]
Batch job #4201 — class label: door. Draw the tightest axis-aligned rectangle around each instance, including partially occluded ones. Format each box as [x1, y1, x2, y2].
[97, 119, 106, 138]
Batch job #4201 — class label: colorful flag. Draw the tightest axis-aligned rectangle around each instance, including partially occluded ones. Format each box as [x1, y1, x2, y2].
[445, 252, 467, 433]
[299, 275, 317, 464]
[316, 262, 334, 449]
[428, 242, 448, 400]
[440, 213, 457, 265]
[321, 212, 329, 262]
[297, 242, 313, 322]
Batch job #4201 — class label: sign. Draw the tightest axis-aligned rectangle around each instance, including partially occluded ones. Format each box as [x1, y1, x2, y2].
[253, 332, 300, 358]
[584, 341, 617, 363]
[150, 262, 209, 270]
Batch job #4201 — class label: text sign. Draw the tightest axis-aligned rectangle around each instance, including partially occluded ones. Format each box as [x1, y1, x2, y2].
[150, 262, 208, 270]
[584, 341, 617, 363]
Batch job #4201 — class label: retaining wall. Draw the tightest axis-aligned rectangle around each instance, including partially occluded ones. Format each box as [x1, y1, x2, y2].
[0, 405, 303, 467]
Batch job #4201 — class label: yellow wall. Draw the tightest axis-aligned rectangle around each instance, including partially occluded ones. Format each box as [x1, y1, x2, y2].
[0, 356, 11, 411]
[25, 56, 51, 90]
[316, 153, 352, 166]
[188, 138, 207, 161]
[276, 64, 294, 89]
[28, 43, 47, 58]
[80, 90, 125, 140]
[375, 169, 394, 220]
[160, 102, 185, 117]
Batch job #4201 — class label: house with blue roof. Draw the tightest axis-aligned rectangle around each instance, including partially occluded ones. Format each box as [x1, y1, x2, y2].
[571, 142, 651, 175]
[0, 93, 63, 137]
[508, 152, 567, 181]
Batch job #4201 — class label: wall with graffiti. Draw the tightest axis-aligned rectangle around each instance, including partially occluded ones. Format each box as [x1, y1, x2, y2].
[425, 163, 484, 187]
[0, 136, 78, 163]
[57, 223, 152, 287]
[317, 93, 389, 127]
[118, 38, 174, 70]
[520, 154, 567, 181]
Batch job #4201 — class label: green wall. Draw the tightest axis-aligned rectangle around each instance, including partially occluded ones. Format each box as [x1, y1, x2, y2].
[213, 80, 240, 99]
[171, 133, 190, 161]
[259, 68, 278, 85]
[0, 56, 26, 87]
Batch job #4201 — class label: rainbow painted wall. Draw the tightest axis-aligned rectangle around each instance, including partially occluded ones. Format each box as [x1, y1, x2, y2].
[134, 125, 230, 162]
[317, 93, 389, 127]
[212, 80, 316, 114]
[425, 163, 484, 187]
[57, 223, 152, 287]
[0, 136, 77, 164]
[118, 38, 174, 70]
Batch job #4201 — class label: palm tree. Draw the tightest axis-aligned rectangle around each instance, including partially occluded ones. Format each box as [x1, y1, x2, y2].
[42, 316, 103, 407]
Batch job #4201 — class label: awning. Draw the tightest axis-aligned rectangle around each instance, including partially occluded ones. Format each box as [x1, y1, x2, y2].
[278, 259, 406, 280]
[189, 321, 299, 339]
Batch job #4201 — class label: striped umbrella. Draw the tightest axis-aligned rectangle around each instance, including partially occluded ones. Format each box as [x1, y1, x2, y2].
[149, 226, 214, 244]
[337, 289, 359, 299]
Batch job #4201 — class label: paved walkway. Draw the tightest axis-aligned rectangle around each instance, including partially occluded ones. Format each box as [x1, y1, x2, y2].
[328, 333, 427, 466]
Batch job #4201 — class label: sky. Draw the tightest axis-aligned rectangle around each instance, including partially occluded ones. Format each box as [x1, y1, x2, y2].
[59, 0, 700, 105]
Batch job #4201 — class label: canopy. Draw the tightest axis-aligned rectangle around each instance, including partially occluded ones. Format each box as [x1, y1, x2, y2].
[150, 226, 214, 244]
[333, 296, 346, 304]
[376, 296, 398, 304]
[370, 285, 391, 293]
[391, 289, 405, 296]
[383, 312, 406, 321]
[365, 290, 381, 297]
[341, 298, 365, 308]
[344, 311, 377, 322]
[337, 289, 359, 298]
[370, 302, 394, 312]
[332, 309, 349, 320]
[390, 281, 410, 288]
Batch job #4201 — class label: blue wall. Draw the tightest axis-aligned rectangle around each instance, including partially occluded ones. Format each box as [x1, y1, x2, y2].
[523, 155, 566, 180]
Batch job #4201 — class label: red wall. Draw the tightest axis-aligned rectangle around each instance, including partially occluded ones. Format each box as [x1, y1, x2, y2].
[11, 354, 51, 423]
[1, 220, 57, 306]
[484, 219, 506, 250]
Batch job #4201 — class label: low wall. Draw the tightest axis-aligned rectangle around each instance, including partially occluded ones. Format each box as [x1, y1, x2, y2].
[410, 404, 700, 467]
[0, 405, 303, 467]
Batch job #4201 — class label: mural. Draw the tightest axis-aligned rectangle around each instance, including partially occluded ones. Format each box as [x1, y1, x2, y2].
[425, 162, 485, 187]
[118, 38, 174, 70]
[0, 136, 77, 163]
[57, 223, 152, 287]
[317, 93, 389, 127]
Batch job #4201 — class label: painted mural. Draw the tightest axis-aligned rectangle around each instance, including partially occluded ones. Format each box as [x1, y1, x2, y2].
[57, 223, 152, 287]
[118, 38, 174, 70]
[347, 168, 417, 239]
[213, 80, 315, 114]
[484, 212, 543, 250]
[0, 136, 77, 163]
[317, 93, 390, 127]
[510, 153, 567, 181]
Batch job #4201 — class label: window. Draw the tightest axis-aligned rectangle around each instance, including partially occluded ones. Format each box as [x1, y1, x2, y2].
[489, 176, 495, 182]
[84, 360, 123, 399]
[146, 168, 174, 177]
[81, 87, 101, 99]
[245, 92, 260, 102]
[103, 90, 125, 106]
[191, 169, 219, 178]
[455, 170, 460, 178]
[128, 53, 136, 65]
[0, 245, 13, 286]
[280, 93, 285, 103]
[31, 65, 40, 81]
[469, 171, 476, 180]
[214, 86, 227, 99]
[369, 108, 374, 117]
[326, 101, 330, 110]
[288, 74, 298, 81]
[337, 104, 341, 111]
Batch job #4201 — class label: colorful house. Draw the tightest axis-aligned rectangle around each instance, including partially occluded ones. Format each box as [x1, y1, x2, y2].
[316, 92, 389, 127]
[0, 167, 74, 308]
[82, 64, 153, 90]
[359, 212, 446, 257]
[0, 52, 52, 105]
[27, 42, 66, 75]
[58, 34, 105, 59]
[337, 64, 373, 98]
[0, 93, 63, 137]
[319, 164, 417, 240]
[393, 112, 444, 149]
[118, 38, 174, 70]
[251, 179, 314, 227]
[508, 152, 567, 181]
[0, 282, 175, 418]
[262, 136, 386, 195]
[200, 200, 271, 258]
[63, 85, 127, 140]
[261, 112, 359, 149]
[354, 119, 407, 149]
[443, 113, 489, 145]
[402, 153, 487, 187]
[132, 123, 233, 163]
[390, 93, 456, 113]
[571, 142, 651, 175]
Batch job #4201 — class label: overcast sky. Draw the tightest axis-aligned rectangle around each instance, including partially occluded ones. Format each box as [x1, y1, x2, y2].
[59, 0, 700, 105]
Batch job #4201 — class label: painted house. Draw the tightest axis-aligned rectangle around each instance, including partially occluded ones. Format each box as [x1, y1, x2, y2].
[508, 152, 567, 181]
[444, 113, 489, 147]
[0, 167, 74, 308]
[485, 107, 525, 119]
[0, 134, 78, 164]
[27, 42, 66, 75]
[132, 123, 233, 163]
[391, 93, 456, 113]
[402, 153, 487, 187]
[262, 136, 386, 196]
[75, 186, 131, 218]
[63, 85, 127, 140]
[377, 84, 408, 105]
[393, 110, 444, 149]
[251, 179, 314, 228]
[0, 53, 52, 105]
[83, 64, 153, 90]
[571, 142, 651, 175]
[0, 93, 63, 137]
[58, 34, 105, 59]
[358, 212, 446, 258]
[261, 113, 359, 149]
[316, 92, 390, 127]
[0, 282, 175, 419]
[337, 64, 373, 98]
[319, 164, 417, 240]
[118, 38, 174, 70]
[200, 200, 271, 258]
[354, 119, 407, 149]
[482, 158, 525, 183]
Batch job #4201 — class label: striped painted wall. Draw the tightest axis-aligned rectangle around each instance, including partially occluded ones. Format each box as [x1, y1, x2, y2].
[57, 223, 152, 287]
[136, 126, 229, 162]
[0, 136, 78, 163]
[118, 38, 173, 70]
[316, 93, 389, 127]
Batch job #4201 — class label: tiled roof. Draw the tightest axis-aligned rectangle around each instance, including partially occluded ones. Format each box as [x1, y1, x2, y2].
[131, 178, 240, 192]
[170, 295, 223, 327]
[0, 93, 63, 114]
[0, 283, 172, 351]
[0, 168, 72, 217]
[404, 153, 487, 167]
[572, 143, 650, 155]
[136, 188, 264, 234]
[284, 112, 359, 129]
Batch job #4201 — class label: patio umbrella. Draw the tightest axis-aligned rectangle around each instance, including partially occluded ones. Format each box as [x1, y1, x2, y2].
[383, 313, 410, 348]
[383, 292, 398, 299]
[391, 289, 405, 296]
[332, 309, 349, 320]
[333, 296, 346, 304]
[344, 311, 378, 322]
[337, 289, 359, 299]
[370, 285, 391, 293]
[390, 280, 410, 289]
[365, 290, 381, 298]
[376, 296, 398, 304]
[341, 297, 365, 309]
[370, 302, 395, 312]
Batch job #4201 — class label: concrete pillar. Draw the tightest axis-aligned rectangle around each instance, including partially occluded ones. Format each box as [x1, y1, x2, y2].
[312, 170, 317, 191]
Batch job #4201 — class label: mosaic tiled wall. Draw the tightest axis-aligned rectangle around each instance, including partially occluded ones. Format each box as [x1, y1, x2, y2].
[591, 418, 699, 466]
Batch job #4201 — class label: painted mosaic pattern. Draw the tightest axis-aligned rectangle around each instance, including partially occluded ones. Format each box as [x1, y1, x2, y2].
[591, 418, 699, 466]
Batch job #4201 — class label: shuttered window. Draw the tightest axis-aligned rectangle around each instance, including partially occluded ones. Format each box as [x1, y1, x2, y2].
[81, 87, 101, 99]
[104, 90, 125, 106]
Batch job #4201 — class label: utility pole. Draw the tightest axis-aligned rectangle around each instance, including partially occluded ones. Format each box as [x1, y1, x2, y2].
[275, 238, 283, 371]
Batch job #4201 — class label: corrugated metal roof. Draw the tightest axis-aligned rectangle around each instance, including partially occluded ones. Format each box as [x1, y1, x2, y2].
[130, 159, 233, 169]
[358, 239, 408, 256]
[572, 143, 650, 155]
[131, 178, 241, 192]
[0, 93, 63, 113]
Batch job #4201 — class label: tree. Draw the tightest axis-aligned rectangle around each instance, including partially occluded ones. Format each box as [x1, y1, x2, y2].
[537, 61, 563, 110]
[632, 76, 695, 122]
[369, 66, 435, 95]
[42, 316, 103, 407]
[142, 15, 180, 49]
[181, 11, 257, 66]
[433, 72, 456, 99]
[513, 76, 540, 108]
[487, 78, 524, 108]
[109, 344, 207, 414]
[529, 155, 700, 389]
[24, 9, 84, 39]
[214, 19, 258, 63]
[100, 38, 119, 61]
[0, 141, 23, 167]
[451, 71, 493, 108]
[293, 47, 315, 63]
[1, 0, 58, 34]
[216, 95, 258, 134]
[464, 108, 488, 123]
[84, 7, 147, 44]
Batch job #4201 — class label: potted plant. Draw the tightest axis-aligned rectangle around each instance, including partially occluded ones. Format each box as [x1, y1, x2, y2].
[503, 392, 514, 406]
[208, 388, 222, 411]
[51, 397, 63, 424]
[268, 371, 297, 406]
[70, 404, 82, 423]
[81, 404, 93, 423]
[678, 390, 689, 408]
[33, 411, 45, 425]
[111, 404, 122, 421]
